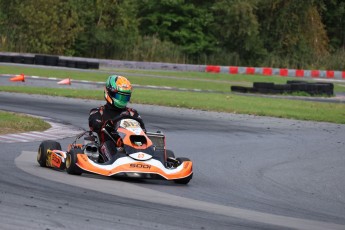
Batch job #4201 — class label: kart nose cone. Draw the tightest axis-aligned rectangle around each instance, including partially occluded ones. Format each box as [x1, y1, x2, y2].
[129, 152, 152, 161]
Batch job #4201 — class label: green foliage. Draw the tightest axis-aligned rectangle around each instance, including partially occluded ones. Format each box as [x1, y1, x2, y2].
[212, 0, 267, 65]
[138, 0, 217, 57]
[131, 35, 185, 62]
[323, 0, 345, 50]
[0, 0, 344, 69]
[72, 0, 140, 58]
[1, 0, 81, 54]
[257, 0, 329, 68]
[315, 48, 345, 70]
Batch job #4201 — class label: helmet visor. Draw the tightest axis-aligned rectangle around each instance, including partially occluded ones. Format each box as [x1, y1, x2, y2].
[110, 91, 131, 103]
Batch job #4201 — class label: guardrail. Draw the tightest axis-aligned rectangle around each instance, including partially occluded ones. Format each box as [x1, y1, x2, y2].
[0, 53, 99, 69]
[0, 52, 205, 71]
[1, 52, 344, 80]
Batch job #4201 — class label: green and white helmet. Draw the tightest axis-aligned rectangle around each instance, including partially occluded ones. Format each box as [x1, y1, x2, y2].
[104, 75, 132, 108]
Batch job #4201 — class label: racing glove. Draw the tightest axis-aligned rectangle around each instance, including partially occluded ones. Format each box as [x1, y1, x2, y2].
[123, 108, 139, 118]
[104, 120, 115, 132]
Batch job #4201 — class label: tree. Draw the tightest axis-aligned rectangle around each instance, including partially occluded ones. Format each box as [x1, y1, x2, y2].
[212, 0, 266, 65]
[0, 0, 22, 51]
[323, 0, 345, 50]
[138, 0, 217, 58]
[0, 0, 342, 68]
[72, 0, 140, 59]
[3, 0, 81, 54]
[258, 0, 329, 67]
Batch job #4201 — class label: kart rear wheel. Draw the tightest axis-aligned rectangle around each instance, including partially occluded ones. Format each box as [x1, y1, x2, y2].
[37, 140, 61, 167]
[66, 149, 83, 175]
[174, 157, 193, 185]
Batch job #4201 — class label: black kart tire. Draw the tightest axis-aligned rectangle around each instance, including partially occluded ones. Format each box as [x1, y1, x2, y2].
[76, 61, 88, 69]
[66, 149, 83, 175]
[0, 55, 13, 63]
[37, 140, 62, 167]
[290, 83, 308, 91]
[287, 80, 307, 84]
[274, 84, 291, 91]
[66, 60, 76, 68]
[12, 56, 23, 64]
[2, 55, 13, 63]
[166, 149, 175, 158]
[174, 157, 193, 184]
[58, 59, 67, 67]
[45, 56, 59, 66]
[34, 55, 46, 65]
[231, 86, 250, 93]
[253, 82, 274, 89]
[22, 56, 35, 64]
[87, 62, 100, 69]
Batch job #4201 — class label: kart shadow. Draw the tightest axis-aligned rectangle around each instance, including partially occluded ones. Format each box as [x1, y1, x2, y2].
[49, 167, 183, 186]
[80, 172, 181, 186]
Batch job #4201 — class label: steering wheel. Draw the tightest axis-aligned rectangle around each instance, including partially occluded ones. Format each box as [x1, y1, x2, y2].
[109, 114, 146, 131]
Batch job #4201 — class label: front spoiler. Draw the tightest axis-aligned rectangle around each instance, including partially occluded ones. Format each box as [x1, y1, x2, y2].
[75, 154, 193, 180]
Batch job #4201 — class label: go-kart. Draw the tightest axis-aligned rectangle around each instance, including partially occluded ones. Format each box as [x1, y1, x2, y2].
[37, 115, 193, 184]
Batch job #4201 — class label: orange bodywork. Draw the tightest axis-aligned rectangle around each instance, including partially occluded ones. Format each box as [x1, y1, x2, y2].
[51, 153, 62, 168]
[56, 118, 193, 181]
[118, 127, 153, 150]
[75, 154, 193, 180]
[46, 150, 66, 170]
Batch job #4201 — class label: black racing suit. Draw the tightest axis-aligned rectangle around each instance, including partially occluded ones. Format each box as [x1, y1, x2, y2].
[88, 103, 145, 162]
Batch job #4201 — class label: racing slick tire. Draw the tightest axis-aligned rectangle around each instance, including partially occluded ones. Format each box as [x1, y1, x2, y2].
[174, 157, 193, 185]
[166, 149, 175, 158]
[37, 140, 61, 167]
[66, 149, 83, 175]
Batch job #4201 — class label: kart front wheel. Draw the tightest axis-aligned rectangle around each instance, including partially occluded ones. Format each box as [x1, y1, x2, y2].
[37, 140, 61, 167]
[66, 149, 83, 175]
[174, 157, 193, 185]
[166, 149, 175, 158]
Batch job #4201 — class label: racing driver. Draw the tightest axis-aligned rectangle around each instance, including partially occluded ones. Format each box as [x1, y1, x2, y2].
[89, 75, 145, 162]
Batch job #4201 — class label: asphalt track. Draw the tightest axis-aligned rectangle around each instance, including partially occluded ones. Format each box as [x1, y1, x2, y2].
[0, 91, 345, 228]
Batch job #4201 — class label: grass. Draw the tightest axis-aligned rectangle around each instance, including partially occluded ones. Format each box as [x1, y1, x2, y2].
[0, 110, 51, 135]
[1, 85, 345, 124]
[1, 64, 345, 93]
[0, 64, 345, 124]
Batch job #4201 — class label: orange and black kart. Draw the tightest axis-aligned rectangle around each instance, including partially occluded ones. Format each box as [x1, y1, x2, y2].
[37, 115, 193, 184]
